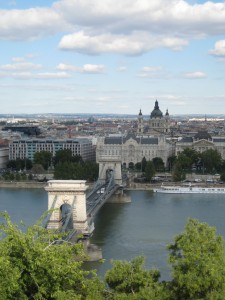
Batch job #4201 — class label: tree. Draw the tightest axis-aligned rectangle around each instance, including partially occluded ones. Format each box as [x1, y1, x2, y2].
[54, 161, 99, 181]
[144, 161, 155, 181]
[220, 173, 225, 182]
[176, 153, 192, 171]
[141, 157, 147, 172]
[33, 151, 52, 170]
[0, 212, 104, 299]
[105, 256, 165, 299]
[167, 155, 177, 172]
[32, 164, 45, 175]
[152, 157, 165, 172]
[172, 162, 185, 182]
[7, 158, 33, 171]
[168, 219, 225, 300]
[201, 149, 222, 173]
[53, 149, 83, 166]
[135, 162, 142, 171]
[182, 148, 199, 165]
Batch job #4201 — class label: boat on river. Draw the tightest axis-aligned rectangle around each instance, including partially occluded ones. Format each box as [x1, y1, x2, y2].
[153, 184, 225, 194]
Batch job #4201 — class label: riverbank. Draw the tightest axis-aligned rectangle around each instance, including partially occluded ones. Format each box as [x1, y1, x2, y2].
[0, 181, 224, 190]
[0, 181, 47, 188]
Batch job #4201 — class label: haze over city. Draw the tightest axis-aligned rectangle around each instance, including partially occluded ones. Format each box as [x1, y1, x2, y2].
[0, 0, 225, 115]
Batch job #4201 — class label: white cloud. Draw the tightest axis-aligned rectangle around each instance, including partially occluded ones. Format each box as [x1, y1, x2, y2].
[57, 63, 105, 73]
[182, 71, 207, 79]
[82, 64, 105, 73]
[138, 66, 168, 79]
[1, 0, 225, 55]
[209, 40, 225, 56]
[0, 62, 42, 71]
[54, 0, 225, 36]
[59, 31, 188, 55]
[117, 66, 127, 72]
[2, 71, 71, 80]
[0, 7, 70, 41]
[35, 72, 71, 79]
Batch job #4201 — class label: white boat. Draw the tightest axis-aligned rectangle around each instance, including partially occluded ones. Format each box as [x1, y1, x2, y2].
[153, 184, 225, 194]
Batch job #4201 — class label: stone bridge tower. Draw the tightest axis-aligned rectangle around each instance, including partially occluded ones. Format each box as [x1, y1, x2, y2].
[98, 157, 122, 185]
[45, 180, 89, 234]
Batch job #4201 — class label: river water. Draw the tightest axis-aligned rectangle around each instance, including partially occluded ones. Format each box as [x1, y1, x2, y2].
[1, 188, 225, 279]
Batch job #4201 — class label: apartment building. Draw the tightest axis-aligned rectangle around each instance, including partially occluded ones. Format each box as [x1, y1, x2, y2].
[9, 138, 95, 162]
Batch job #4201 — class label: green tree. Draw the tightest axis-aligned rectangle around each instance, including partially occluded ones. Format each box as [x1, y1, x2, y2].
[33, 151, 52, 170]
[135, 162, 142, 171]
[82, 161, 99, 181]
[220, 173, 225, 182]
[54, 149, 83, 166]
[144, 161, 155, 181]
[54, 161, 98, 181]
[172, 162, 185, 182]
[167, 155, 177, 172]
[0, 212, 104, 299]
[168, 219, 225, 300]
[7, 158, 33, 171]
[141, 157, 147, 172]
[32, 164, 45, 175]
[176, 153, 192, 171]
[182, 148, 199, 165]
[201, 148, 222, 173]
[15, 173, 21, 181]
[152, 157, 165, 172]
[105, 256, 165, 299]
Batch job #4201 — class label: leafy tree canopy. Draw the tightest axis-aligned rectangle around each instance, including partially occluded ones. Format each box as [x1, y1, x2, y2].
[7, 158, 33, 171]
[105, 256, 164, 299]
[172, 162, 186, 182]
[0, 212, 104, 299]
[200, 148, 222, 173]
[53, 149, 83, 166]
[54, 161, 98, 181]
[168, 218, 225, 300]
[33, 151, 52, 170]
[144, 161, 155, 181]
[152, 157, 165, 172]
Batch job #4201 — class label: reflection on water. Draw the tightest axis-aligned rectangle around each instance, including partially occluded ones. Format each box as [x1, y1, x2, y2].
[1, 188, 225, 279]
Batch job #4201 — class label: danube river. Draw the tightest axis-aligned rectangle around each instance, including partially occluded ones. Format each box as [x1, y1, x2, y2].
[1, 188, 225, 279]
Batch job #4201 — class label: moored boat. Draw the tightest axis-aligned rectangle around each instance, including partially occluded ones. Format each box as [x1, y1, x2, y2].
[153, 184, 225, 194]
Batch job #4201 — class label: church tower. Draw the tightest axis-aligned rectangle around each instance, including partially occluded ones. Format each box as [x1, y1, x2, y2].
[137, 109, 144, 135]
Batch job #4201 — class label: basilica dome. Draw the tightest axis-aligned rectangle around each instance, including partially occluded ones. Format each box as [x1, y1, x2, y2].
[150, 100, 163, 118]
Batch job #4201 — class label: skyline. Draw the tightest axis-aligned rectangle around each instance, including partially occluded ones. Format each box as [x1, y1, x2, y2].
[0, 0, 225, 115]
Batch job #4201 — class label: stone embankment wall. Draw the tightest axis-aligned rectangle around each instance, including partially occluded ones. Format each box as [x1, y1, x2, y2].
[0, 181, 47, 188]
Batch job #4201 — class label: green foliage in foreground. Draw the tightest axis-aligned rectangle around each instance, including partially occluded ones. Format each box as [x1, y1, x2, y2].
[0, 212, 104, 300]
[1, 214, 225, 299]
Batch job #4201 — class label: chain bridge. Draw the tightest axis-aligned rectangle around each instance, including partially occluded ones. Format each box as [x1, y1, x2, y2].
[43, 158, 128, 242]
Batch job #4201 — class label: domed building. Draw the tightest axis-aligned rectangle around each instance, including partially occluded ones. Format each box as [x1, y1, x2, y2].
[137, 100, 171, 136]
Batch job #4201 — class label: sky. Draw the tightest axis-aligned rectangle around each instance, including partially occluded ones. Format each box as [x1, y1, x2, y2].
[0, 0, 225, 116]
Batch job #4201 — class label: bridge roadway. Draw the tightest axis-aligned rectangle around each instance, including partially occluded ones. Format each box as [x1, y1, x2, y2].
[86, 183, 120, 218]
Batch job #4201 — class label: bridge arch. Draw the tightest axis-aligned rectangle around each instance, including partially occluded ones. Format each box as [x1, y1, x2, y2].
[98, 158, 122, 185]
[45, 180, 90, 234]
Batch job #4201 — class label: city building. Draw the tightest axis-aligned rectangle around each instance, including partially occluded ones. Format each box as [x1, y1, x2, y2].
[137, 100, 171, 135]
[2, 125, 41, 136]
[9, 138, 95, 162]
[96, 134, 174, 168]
[0, 146, 9, 168]
[176, 131, 225, 160]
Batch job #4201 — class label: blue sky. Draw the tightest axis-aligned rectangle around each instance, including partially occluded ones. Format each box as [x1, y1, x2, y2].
[0, 0, 225, 115]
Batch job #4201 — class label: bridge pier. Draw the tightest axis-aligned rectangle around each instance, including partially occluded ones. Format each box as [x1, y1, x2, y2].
[45, 180, 91, 234]
[107, 188, 131, 203]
